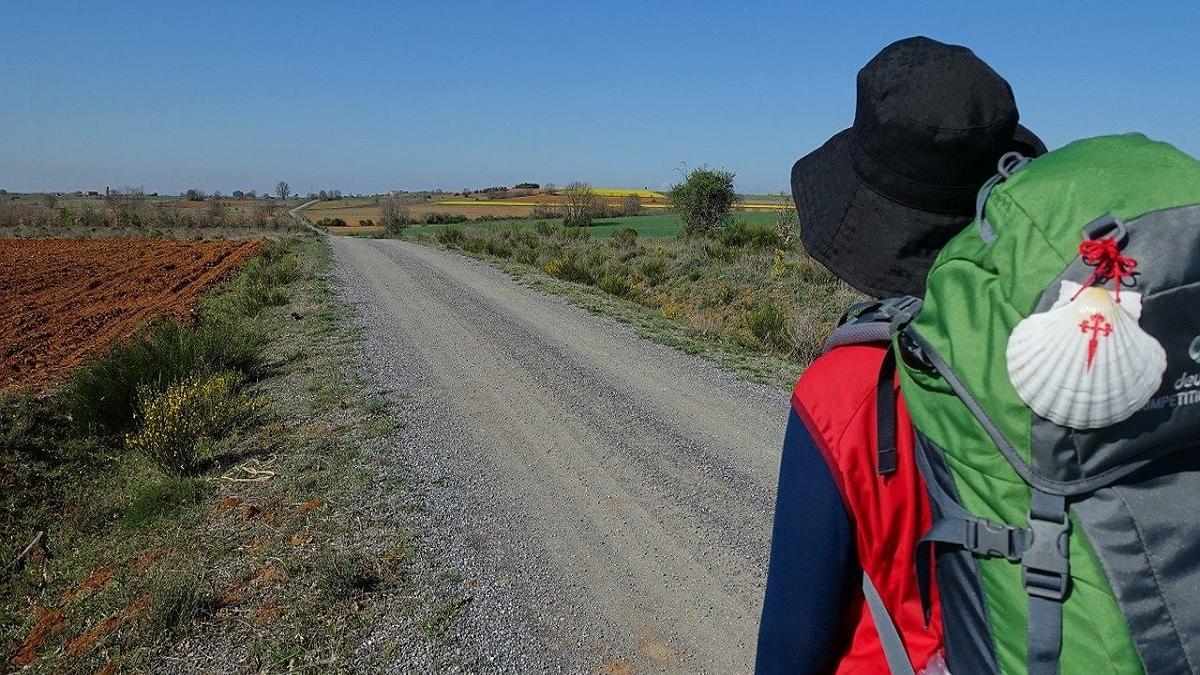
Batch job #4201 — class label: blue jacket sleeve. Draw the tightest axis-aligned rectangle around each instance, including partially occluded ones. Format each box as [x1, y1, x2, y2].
[755, 408, 856, 674]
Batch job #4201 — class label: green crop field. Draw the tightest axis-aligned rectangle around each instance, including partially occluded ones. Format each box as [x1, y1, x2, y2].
[404, 211, 780, 239]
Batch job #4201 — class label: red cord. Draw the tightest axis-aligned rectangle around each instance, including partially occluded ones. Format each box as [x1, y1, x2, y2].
[1072, 237, 1138, 302]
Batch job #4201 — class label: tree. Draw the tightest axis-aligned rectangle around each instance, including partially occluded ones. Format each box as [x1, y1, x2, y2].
[562, 181, 602, 227]
[275, 181, 291, 200]
[246, 190, 257, 199]
[379, 197, 409, 234]
[232, 189, 245, 199]
[620, 193, 642, 216]
[543, 182, 556, 195]
[318, 190, 329, 201]
[184, 188, 205, 201]
[667, 167, 737, 235]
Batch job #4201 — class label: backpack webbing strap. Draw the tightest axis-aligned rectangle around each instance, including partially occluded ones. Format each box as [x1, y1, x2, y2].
[1025, 490, 1070, 675]
[916, 514, 1026, 623]
[876, 349, 898, 475]
[862, 572, 917, 675]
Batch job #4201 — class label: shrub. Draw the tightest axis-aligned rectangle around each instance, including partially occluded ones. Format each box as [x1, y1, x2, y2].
[746, 298, 790, 350]
[423, 212, 469, 225]
[483, 239, 513, 258]
[599, 271, 633, 298]
[668, 167, 737, 235]
[774, 193, 798, 247]
[562, 182, 602, 228]
[125, 371, 263, 475]
[620, 194, 642, 216]
[611, 227, 638, 248]
[437, 226, 465, 246]
[514, 247, 538, 265]
[529, 205, 560, 220]
[68, 318, 264, 436]
[543, 256, 592, 284]
[639, 256, 668, 286]
[718, 221, 780, 248]
[380, 198, 409, 234]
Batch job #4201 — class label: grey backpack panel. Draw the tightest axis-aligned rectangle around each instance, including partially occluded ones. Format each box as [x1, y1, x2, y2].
[1070, 449, 1200, 674]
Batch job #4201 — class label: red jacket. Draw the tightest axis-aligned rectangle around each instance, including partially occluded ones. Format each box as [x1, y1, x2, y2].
[757, 343, 942, 673]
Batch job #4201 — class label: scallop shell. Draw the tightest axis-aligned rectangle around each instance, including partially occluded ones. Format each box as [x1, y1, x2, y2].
[1006, 281, 1166, 429]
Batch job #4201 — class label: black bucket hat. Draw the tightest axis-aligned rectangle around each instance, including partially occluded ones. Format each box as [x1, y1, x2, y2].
[792, 36, 1046, 298]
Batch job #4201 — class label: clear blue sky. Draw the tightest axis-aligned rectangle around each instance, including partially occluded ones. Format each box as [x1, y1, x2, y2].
[2, 1, 1197, 195]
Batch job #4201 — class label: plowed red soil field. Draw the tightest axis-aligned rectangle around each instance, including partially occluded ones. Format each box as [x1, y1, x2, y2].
[1, 238, 262, 391]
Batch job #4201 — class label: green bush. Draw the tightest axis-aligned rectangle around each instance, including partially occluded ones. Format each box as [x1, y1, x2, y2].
[746, 298, 790, 350]
[543, 256, 592, 284]
[424, 212, 469, 225]
[668, 167, 737, 235]
[68, 318, 264, 436]
[718, 221, 781, 248]
[125, 371, 262, 475]
[532, 220, 557, 237]
[514, 247, 538, 265]
[483, 239, 513, 258]
[639, 256, 668, 286]
[599, 271, 634, 298]
[437, 226, 465, 246]
[611, 227, 638, 248]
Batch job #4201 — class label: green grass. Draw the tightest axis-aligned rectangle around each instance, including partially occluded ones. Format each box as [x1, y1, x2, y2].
[406, 211, 780, 239]
[123, 475, 205, 529]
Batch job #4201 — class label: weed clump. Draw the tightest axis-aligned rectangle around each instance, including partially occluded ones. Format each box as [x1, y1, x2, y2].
[599, 271, 634, 298]
[124, 475, 206, 528]
[125, 371, 262, 475]
[317, 551, 383, 601]
[611, 227, 638, 248]
[639, 256, 668, 286]
[718, 221, 780, 249]
[436, 226, 465, 246]
[746, 298, 790, 350]
[543, 256, 592, 284]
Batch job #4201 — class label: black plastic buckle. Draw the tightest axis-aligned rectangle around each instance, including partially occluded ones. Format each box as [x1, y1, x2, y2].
[1021, 511, 1071, 601]
[966, 518, 1023, 562]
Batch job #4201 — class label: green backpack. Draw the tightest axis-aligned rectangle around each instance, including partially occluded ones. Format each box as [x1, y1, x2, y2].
[891, 134, 1200, 674]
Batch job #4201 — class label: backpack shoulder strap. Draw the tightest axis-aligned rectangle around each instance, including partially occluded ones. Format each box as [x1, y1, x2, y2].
[863, 571, 917, 675]
[822, 296, 923, 352]
[823, 296, 923, 475]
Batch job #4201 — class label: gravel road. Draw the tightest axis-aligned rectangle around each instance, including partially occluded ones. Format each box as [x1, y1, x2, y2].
[332, 237, 790, 673]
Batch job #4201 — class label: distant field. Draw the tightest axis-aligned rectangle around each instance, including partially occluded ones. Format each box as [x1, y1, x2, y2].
[401, 211, 781, 239]
[304, 194, 790, 228]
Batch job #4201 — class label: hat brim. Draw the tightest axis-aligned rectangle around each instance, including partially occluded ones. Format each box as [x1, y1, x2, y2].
[792, 125, 1046, 298]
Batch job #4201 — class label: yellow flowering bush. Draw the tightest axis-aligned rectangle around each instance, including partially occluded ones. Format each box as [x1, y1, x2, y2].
[125, 371, 263, 475]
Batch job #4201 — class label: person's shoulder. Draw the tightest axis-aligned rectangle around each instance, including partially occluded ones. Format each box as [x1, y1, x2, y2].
[792, 343, 890, 437]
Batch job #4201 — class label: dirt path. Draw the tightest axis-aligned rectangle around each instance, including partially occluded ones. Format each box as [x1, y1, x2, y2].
[332, 237, 789, 673]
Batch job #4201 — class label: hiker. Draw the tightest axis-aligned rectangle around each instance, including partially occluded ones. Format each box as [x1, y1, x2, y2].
[755, 36, 1046, 674]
